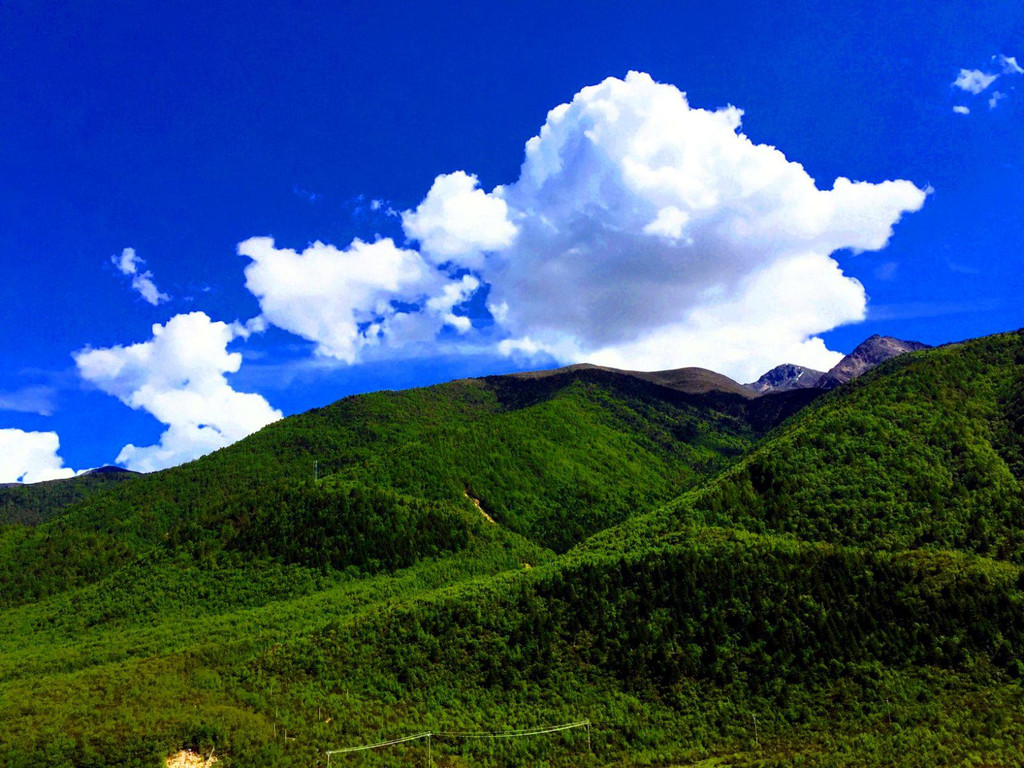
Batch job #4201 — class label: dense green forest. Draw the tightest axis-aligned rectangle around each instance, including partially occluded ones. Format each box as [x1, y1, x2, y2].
[2, 334, 1024, 766]
[0, 467, 136, 526]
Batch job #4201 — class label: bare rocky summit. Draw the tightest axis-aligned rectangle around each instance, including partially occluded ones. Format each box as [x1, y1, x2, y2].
[815, 335, 930, 389]
[744, 364, 825, 394]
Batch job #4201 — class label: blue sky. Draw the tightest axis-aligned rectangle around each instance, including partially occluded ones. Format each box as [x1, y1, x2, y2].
[1, 0, 1022, 480]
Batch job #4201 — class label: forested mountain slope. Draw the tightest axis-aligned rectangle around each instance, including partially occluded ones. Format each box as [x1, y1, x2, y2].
[0, 466, 137, 526]
[0, 365, 805, 608]
[3, 332, 1024, 767]
[656, 330, 1024, 561]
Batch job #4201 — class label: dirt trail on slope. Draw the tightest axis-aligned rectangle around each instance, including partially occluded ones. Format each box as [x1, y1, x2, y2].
[464, 491, 496, 524]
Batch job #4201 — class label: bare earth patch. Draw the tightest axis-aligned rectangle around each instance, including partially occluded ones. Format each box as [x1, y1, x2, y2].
[166, 749, 218, 768]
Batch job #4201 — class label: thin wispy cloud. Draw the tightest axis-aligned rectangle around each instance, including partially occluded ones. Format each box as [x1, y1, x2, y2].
[873, 261, 899, 281]
[292, 186, 323, 202]
[0, 385, 57, 416]
[868, 298, 999, 322]
[997, 54, 1023, 74]
[111, 247, 170, 305]
[346, 193, 400, 219]
[947, 260, 981, 275]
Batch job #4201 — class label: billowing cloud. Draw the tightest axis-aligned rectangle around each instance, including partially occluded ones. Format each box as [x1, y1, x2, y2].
[74, 312, 281, 472]
[240, 236, 478, 362]
[237, 72, 926, 381]
[953, 68, 999, 94]
[112, 247, 170, 305]
[402, 171, 518, 268]
[989, 91, 1006, 110]
[410, 72, 925, 380]
[0, 428, 76, 483]
[953, 105, 971, 115]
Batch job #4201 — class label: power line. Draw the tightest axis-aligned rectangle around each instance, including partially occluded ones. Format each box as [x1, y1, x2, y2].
[328, 731, 433, 754]
[325, 720, 591, 767]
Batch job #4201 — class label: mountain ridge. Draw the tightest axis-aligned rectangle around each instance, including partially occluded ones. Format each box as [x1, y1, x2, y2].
[815, 333, 931, 389]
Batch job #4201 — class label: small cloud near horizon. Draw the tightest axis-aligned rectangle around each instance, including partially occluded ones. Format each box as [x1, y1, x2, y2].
[74, 312, 282, 472]
[0, 428, 77, 483]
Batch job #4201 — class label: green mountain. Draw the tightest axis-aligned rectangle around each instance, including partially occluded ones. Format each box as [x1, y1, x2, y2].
[0, 466, 137, 526]
[0, 365, 809, 608]
[2, 333, 1024, 767]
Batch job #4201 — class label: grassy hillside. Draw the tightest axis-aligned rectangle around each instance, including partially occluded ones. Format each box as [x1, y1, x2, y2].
[3, 333, 1024, 766]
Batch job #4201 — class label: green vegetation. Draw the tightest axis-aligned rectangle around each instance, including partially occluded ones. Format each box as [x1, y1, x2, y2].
[673, 332, 1024, 559]
[3, 336, 1024, 766]
[0, 468, 136, 526]
[0, 369, 771, 608]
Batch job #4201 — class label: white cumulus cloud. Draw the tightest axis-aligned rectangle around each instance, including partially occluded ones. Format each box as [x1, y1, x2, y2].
[953, 105, 971, 115]
[112, 247, 170, 305]
[235, 72, 926, 381]
[0, 428, 76, 483]
[74, 312, 281, 473]
[240, 236, 480, 362]
[402, 171, 518, 268]
[409, 71, 925, 380]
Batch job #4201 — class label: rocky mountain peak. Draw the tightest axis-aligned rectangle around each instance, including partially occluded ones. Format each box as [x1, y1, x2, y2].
[815, 335, 931, 389]
[744, 363, 825, 394]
